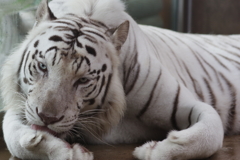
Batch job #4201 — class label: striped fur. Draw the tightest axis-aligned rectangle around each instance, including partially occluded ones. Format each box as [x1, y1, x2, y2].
[1, 0, 240, 160]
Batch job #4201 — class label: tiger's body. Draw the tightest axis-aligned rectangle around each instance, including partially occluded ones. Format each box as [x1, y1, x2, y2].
[1, 0, 240, 159]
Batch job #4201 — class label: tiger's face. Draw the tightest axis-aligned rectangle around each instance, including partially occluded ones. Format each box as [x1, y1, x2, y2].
[19, 16, 129, 137]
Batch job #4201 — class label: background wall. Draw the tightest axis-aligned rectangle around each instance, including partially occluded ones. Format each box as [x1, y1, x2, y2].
[183, 0, 240, 34]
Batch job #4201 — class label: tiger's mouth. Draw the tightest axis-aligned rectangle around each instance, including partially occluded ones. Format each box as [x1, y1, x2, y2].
[31, 124, 62, 137]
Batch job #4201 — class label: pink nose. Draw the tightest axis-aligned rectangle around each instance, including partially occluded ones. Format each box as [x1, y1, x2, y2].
[36, 108, 64, 125]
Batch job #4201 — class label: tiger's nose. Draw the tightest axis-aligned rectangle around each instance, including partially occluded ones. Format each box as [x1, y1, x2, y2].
[36, 108, 64, 125]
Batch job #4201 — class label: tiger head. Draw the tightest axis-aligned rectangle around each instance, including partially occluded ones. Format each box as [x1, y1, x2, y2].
[1, 0, 128, 139]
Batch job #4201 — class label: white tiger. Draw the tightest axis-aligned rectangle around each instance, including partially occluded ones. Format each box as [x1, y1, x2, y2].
[1, 0, 240, 159]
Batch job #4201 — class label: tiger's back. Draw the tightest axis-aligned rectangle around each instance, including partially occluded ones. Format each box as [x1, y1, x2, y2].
[123, 25, 240, 135]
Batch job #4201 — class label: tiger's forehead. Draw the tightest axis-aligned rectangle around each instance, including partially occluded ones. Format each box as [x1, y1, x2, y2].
[28, 17, 113, 75]
[31, 17, 111, 57]
[37, 17, 109, 44]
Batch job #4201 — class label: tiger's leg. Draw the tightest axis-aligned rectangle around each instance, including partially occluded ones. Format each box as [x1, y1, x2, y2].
[3, 108, 93, 160]
[133, 100, 224, 159]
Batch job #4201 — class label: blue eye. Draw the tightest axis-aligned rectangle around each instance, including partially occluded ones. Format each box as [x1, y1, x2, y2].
[73, 77, 90, 88]
[78, 77, 89, 84]
[38, 62, 47, 72]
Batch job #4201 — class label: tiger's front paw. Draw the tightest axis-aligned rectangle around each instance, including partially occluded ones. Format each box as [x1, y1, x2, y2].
[19, 131, 43, 150]
[71, 144, 93, 160]
[49, 143, 94, 160]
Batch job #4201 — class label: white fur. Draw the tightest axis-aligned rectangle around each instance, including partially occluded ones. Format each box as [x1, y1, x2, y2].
[2, 0, 240, 160]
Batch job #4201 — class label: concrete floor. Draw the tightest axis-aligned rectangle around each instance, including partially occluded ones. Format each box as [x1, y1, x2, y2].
[1, 136, 240, 160]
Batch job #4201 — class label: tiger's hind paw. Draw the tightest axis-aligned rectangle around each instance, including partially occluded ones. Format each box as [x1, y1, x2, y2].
[133, 141, 159, 160]
[133, 139, 182, 160]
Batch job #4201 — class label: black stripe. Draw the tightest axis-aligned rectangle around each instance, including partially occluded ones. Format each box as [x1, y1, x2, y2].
[88, 99, 95, 105]
[17, 47, 28, 76]
[86, 75, 105, 98]
[137, 71, 162, 119]
[101, 64, 107, 72]
[86, 86, 97, 97]
[203, 78, 216, 108]
[85, 57, 91, 66]
[98, 75, 105, 96]
[187, 107, 194, 128]
[122, 43, 134, 88]
[49, 35, 63, 42]
[53, 20, 75, 27]
[101, 74, 112, 104]
[125, 65, 140, 95]
[196, 53, 224, 91]
[160, 32, 178, 46]
[23, 51, 31, 78]
[191, 39, 230, 71]
[212, 54, 230, 71]
[46, 46, 57, 53]
[89, 70, 96, 75]
[70, 19, 83, 29]
[226, 42, 240, 52]
[53, 26, 73, 32]
[156, 34, 184, 71]
[75, 57, 84, 74]
[52, 51, 57, 66]
[71, 29, 82, 38]
[134, 56, 151, 94]
[170, 34, 213, 81]
[171, 85, 181, 130]
[207, 41, 240, 59]
[125, 50, 140, 95]
[77, 103, 81, 110]
[84, 36, 97, 44]
[64, 33, 74, 40]
[84, 30, 106, 40]
[26, 109, 36, 119]
[85, 83, 94, 88]
[219, 54, 240, 66]
[23, 77, 29, 84]
[34, 49, 38, 57]
[220, 73, 236, 133]
[183, 63, 204, 101]
[76, 40, 83, 48]
[80, 18, 88, 23]
[145, 35, 161, 60]
[90, 19, 108, 29]
[85, 45, 96, 57]
[28, 63, 33, 76]
[57, 57, 62, 65]
[34, 40, 39, 48]
[193, 52, 212, 81]
[39, 51, 44, 59]
[197, 113, 202, 122]
[61, 50, 69, 57]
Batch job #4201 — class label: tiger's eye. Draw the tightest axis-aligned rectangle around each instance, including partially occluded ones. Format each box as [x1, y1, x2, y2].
[38, 62, 47, 72]
[79, 77, 89, 84]
[73, 77, 90, 88]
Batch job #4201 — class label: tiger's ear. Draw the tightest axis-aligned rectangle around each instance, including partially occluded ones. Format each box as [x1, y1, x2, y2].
[36, 0, 56, 24]
[109, 21, 129, 51]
